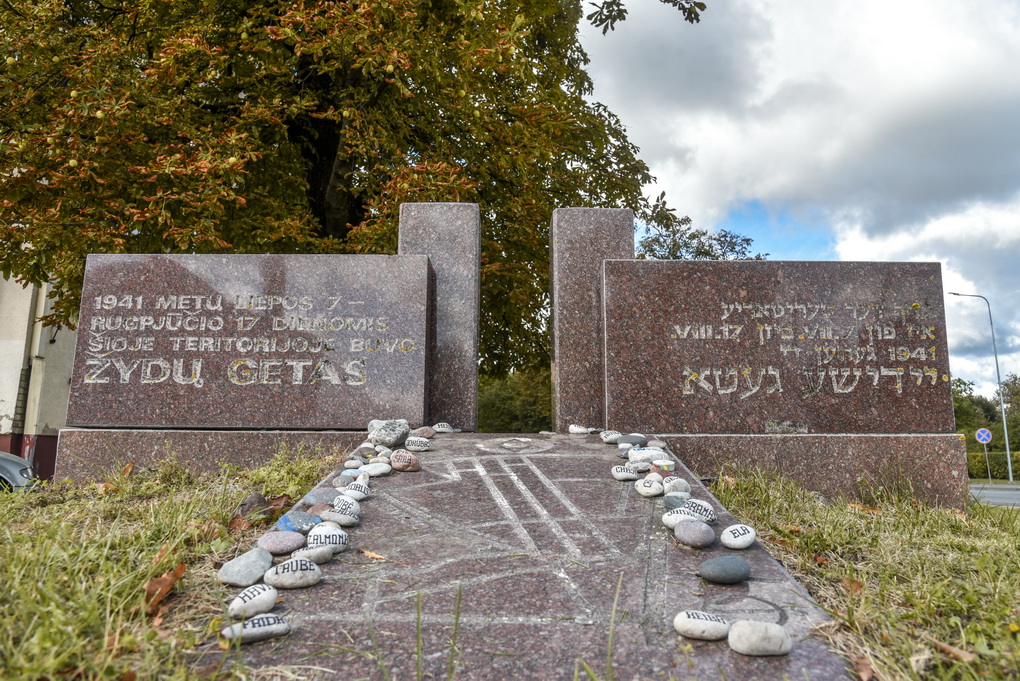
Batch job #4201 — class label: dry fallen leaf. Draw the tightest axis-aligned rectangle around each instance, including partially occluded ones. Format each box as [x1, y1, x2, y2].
[121, 462, 135, 477]
[850, 655, 875, 681]
[97, 481, 120, 495]
[849, 502, 881, 514]
[840, 578, 864, 595]
[187, 518, 224, 541]
[227, 515, 252, 533]
[814, 555, 829, 566]
[143, 562, 186, 615]
[924, 634, 977, 662]
[357, 549, 403, 564]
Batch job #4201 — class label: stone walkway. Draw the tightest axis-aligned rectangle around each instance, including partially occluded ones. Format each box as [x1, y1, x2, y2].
[213, 433, 850, 680]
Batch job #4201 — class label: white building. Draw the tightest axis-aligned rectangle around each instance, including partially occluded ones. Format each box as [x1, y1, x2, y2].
[0, 277, 76, 478]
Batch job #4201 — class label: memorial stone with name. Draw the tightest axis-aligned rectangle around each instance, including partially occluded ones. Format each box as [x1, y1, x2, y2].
[67, 253, 433, 429]
[549, 208, 968, 506]
[603, 260, 954, 434]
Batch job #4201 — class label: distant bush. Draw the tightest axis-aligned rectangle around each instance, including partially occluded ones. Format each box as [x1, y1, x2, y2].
[968, 451, 1020, 480]
[477, 368, 552, 433]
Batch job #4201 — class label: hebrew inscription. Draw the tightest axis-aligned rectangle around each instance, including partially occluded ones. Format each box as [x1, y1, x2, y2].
[602, 261, 955, 434]
[67, 254, 432, 429]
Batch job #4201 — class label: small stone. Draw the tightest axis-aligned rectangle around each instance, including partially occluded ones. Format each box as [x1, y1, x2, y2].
[611, 465, 639, 481]
[727, 620, 793, 656]
[344, 458, 364, 469]
[217, 548, 274, 587]
[276, 511, 321, 534]
[433, 422, 461, 433]
[368, 456, 390, 464]
[634, 478, 664, 497]
[404, 436, 431, 452]
[663, 493, 692, 510]
[257, 531, 307, 555]
[374, 445, 393, 456]
[320, 510, 359, 526]
[628, 460, 651, 473]
[306, 502, 332, 517]
[673, 610, 730, 640]
[698, 556, 750, 584]
[334, 469, 363, 487]
[663, 477, 692, 495]
[645, 472, 663, 484]
[331, 495, 361, 518]
[682, 498, 717, 524]
[412, 426, 437, 438]
[369, 420, 410, 448]
[302, 486, 343, 506]
[265, 557, 322, 589]
[617, 444, 634, 457]
[661, 507, 696, 529]
[600, 430, 622, 444]
[647, 439, 668, 449]
[343, 482, 371, 501]
[221, 614, 290, 643]
[360, 462, 393, 477]
[390, 450, 421, 472]
[234, 491, 269, 520]
[720, 524, 757, 549]
[306, 525, 350, 554]
[228, 584, 279, 619]
[674, 517, 716, 548]
[292, 545, 334, 564]
[617, 434, 648, 447]
[627, 448, 657, 464]
[568, 424, 591, 434]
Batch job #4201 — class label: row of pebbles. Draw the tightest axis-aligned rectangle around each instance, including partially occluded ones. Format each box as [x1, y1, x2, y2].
[572, 424, 794, 658]
[214, 419, 458, 643]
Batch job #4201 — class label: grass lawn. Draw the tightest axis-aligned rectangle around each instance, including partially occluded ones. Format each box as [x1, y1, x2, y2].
[2, 449, 1018, 680]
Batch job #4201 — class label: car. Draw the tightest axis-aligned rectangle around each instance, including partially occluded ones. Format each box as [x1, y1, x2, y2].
[0, 449, 37, 491]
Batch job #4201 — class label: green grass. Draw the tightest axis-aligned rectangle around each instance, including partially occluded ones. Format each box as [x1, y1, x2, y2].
[5, 447, 1020, 680]
[713, 470, 1020, 680]
[0, 446, 341, 681]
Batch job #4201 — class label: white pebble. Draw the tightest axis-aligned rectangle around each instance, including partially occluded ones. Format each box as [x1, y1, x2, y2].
[264, 557, 322, 589]
[228, 584, 279, 619]
[600, 430, 622, 444]
[661, 507, 698, 529]
[611, 466, 639, 481]
[221, 614, 290, 643]
[291, 545, 334, 564]
[727, 620, 793, 656]
[634, 478, 664, 497]
[663, 477, 692, 494]
[720, 524, 757, 549]
[673, 610, 730, 640]
[682, 498, 717, 523]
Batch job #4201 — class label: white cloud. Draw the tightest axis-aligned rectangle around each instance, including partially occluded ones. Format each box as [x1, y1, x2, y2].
[580, 0, 1020, 395]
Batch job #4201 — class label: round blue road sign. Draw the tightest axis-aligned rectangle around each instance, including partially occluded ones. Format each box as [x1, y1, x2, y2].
[976, 428, 993, 444]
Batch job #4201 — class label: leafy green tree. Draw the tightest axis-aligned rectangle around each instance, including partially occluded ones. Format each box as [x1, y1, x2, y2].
[636, 194, 767, 261]
[952, 378, 989, 450]
[1, 0, 716, 375]
[477, 367, 552, 432]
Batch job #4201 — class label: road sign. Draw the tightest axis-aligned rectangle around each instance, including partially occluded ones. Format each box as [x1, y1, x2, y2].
[976, 428, 993, 444]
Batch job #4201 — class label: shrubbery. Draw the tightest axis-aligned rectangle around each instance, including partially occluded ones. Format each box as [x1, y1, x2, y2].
[967, 451, 1020, 480]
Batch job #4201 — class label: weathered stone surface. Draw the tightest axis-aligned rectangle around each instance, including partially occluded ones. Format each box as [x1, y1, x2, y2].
[66, 253, 433, 429]
[257, 531, 306, 555]
[399, 203, 480, 431]
[264, 557, 322, 589]
[228, 584, 279, 619]
[217, 547, 273, 587]
[235, 433, 849, 680]
[550, 208, 633, 431]
[728, 620, 794, 656]
[699, 556, 751, 584]
[673, 610, 730, 640]
[602, 260, 954, 434]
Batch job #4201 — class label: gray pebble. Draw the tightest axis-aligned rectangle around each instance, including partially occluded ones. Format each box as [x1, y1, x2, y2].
[698, 556, 750, 584]
[682, 498, 717, 524]
[302, 486, 343, 507]
[217, 547, 274, 587]
[291, 545, 335, 565]
[600, 430, 622, 444]
[674, 517, 715, 548]
[611, 466, 639, 481]
[360, 462, 392, 477]
[257, 531, 306, 555]
[663, 477, 692, 495]
[663, 493, 692, 510]
[276, 511, 321, 534]
[727, 620, 793, 656]
[617, 434, 648, 447]
[264, 557, 322, 589]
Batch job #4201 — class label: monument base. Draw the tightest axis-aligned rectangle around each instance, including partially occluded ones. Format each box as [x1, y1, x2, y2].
[55, 429, 365, 481]
[660, 433, 968, 508]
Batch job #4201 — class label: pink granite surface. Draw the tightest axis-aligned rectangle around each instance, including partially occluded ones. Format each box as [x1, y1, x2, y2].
[662, 433, 968, 507]
[551, 208, 633, 431]
[67, 254, 432, 429]
[603, 260, 954, 434]
[399, 203, 480, 431]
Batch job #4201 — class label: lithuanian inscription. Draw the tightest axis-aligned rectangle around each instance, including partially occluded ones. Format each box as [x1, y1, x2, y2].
[602, 261, 954, 434]
[67, 254, 432, 429]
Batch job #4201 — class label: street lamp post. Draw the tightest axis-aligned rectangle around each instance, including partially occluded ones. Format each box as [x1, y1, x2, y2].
[949, 291, 1013, 482]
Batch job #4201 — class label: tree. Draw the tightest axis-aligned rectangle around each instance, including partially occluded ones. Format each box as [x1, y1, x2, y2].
[1, 0, 713, 375]
[952, 378, 988, 447]
[636, 193, 767, 261]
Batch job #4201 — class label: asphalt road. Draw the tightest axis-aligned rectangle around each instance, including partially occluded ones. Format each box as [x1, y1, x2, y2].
[970, 484, 1020, 507]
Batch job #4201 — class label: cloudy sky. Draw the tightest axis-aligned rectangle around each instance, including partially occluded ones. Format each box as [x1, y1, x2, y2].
[580, 0, 1020, 399]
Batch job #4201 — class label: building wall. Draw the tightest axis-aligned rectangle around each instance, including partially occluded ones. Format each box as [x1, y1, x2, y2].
[0, 278, 76, 478]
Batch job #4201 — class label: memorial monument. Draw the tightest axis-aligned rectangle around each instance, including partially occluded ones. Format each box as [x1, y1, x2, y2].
[55, 203, 480, 479]
[551, 207, 968, 506]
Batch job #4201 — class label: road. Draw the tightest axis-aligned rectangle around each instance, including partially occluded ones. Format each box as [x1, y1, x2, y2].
[970, 484, 1020, 507]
